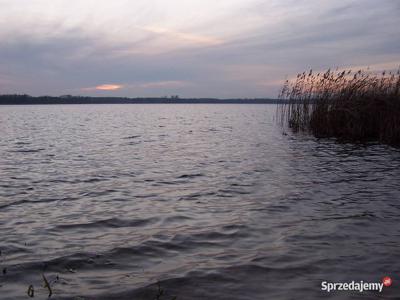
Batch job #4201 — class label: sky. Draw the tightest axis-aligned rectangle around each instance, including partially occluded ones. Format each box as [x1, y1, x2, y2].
[0, 0, 399, 98]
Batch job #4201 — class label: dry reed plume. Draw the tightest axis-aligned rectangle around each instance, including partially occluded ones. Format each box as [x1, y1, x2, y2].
[277, 67, 400, 146]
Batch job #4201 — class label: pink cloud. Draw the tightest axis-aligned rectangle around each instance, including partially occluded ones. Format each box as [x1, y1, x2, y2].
[82, 84, 123, 91]
[95, 84, 123, 90]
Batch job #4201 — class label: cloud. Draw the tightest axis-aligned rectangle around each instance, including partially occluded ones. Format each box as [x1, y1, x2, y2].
[141, 26, 224, 46]
[94, 84, 123, 91]
[137, 80, 188, 89]
[0, 0, 399, 97]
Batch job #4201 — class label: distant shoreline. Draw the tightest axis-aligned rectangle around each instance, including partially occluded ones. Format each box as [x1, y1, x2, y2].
[0, 95, 281, 105]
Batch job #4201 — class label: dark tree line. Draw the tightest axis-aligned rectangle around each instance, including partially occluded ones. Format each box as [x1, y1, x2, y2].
[0, 94, 279, 105]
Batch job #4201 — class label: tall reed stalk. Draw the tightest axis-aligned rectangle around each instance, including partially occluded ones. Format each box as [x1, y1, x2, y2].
[277, 68, 400, 146]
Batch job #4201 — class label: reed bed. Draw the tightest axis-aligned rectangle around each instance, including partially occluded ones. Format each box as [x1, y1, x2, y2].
[277, 68, 400, 146]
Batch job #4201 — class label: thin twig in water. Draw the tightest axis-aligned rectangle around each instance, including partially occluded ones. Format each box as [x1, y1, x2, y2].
[154, 282, 177, 300]
[42, 274, 52, 297]
[155, 282, 164, 300]
[27, 285, 34, 297]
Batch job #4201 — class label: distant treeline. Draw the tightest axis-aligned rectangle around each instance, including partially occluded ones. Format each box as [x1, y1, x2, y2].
[0, 94, 280, 105]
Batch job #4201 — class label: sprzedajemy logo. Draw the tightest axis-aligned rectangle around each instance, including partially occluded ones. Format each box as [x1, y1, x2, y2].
[321, 276, 392, 293]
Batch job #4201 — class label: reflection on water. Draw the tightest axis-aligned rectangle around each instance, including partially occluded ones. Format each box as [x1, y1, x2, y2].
[0, 104, 399, 299]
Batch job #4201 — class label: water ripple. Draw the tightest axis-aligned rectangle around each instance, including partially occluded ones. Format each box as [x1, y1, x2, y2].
[0, 105, 399, 300]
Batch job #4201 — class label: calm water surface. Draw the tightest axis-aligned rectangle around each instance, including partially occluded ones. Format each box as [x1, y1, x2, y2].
[0, 105, 399, 299]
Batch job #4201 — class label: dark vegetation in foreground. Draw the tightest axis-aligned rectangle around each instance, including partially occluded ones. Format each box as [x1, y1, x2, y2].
[1, 249, 177, 299]
[277, 68, 400, 146]
[0, 94, 279, 105]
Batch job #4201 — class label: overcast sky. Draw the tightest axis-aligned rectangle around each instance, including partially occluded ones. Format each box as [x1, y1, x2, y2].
[0, 0, 399, 98]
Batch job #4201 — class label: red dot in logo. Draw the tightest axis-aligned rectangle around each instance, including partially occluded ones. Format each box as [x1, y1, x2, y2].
[382, 276, 392, 287]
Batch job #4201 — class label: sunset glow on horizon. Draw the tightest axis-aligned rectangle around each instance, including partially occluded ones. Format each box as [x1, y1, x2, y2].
[94, 84, 123, 91]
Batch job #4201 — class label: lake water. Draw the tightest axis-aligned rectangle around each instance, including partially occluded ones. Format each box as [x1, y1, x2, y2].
[0, 104, 399, 300]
